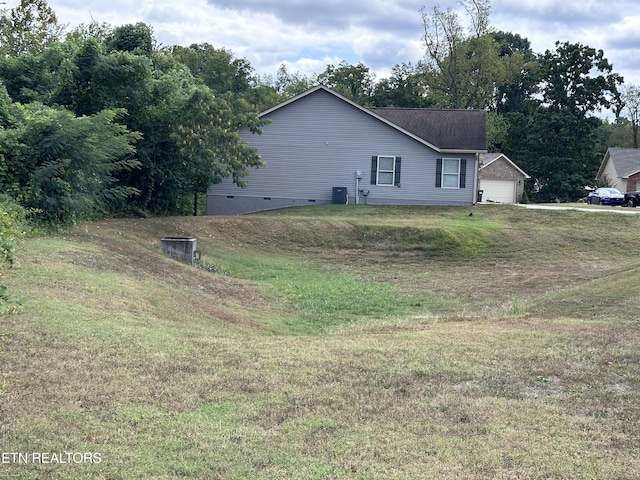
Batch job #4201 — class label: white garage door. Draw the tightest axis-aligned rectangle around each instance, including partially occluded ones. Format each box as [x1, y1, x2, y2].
[480, 179, 516, 203]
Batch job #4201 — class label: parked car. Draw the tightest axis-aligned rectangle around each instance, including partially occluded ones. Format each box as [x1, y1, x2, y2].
[587, 188, 625, 206]
[624, 191, 640, 207]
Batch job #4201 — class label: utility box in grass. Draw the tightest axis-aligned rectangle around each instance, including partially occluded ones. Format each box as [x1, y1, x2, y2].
[160, 236, 197, 265]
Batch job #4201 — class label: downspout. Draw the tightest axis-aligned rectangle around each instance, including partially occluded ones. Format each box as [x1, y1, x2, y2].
[474, 153, 480, 205]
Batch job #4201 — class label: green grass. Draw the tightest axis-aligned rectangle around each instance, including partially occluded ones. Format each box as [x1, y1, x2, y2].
[1, 204, 640, 479]
[211, 252, 456, 334]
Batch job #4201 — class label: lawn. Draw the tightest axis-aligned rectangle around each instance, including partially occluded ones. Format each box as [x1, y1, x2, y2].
[1, 204, 639, 479]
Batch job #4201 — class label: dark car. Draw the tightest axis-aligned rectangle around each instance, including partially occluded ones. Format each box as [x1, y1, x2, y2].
[624, 191, 640, 207]
[587, 187, 625, 206]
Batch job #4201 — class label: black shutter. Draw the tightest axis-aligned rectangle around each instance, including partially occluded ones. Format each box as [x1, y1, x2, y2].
[460, 158, 466, 188]
[371, 156, 377, 184]
[436, 158, 442, 188]
[394, 156, 401, 186]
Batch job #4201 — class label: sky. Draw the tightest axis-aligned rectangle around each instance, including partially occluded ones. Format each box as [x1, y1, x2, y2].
[19, 0, 640, 88]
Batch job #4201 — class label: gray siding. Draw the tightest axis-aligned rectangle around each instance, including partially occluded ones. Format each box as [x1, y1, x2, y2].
[207, 89, 477, 215]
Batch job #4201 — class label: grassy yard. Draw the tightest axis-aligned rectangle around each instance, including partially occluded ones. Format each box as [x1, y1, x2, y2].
[1, 204, 639, 479]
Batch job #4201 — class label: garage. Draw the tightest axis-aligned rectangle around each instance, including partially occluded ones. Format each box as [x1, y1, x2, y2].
[480, 179, 517, 203]
[478, 153, 530, 204]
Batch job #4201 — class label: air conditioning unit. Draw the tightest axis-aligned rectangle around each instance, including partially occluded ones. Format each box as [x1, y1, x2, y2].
[332, 187, 347, 204]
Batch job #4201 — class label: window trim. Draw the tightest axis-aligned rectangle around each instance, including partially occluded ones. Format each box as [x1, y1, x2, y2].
[371, 155, 402, 187]
[436, 157, 467, 189]
[442, 158, 461, 189]
[377, 155, 396, 186]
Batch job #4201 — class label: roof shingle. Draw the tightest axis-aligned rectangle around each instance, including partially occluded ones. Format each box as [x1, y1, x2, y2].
[605, 147, 640, 177]
[370, 107, 487, 152]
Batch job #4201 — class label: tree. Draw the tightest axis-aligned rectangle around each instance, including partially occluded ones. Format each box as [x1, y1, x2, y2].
[0, 40, 75, 104]
[173, 87, 267, 215]
[168, 43, 254, 95]
[0, 102, 141, 224]
[492, 31, 540, 114]
[316, 61, 375, 105]
[371, 62, 431, 107]
[0, 8, 272, 220]
[486, 110, 509, 152]
[64, 20, 113, 43]
[522, 109, 603, 201]
[420, 0, 505, 109]
[53, 36, 154, 117]
[248, 64, 315, 112]
[539, 41, 623, 115]
[516, 42, 623, 201]
[604, 118, 634, 148]
[621, 84, 640, 148]
[0, 0, 63, 57]
[272, 63, 314, 98]
[105, 22, 154, 55]
[488, 31, 540, 183]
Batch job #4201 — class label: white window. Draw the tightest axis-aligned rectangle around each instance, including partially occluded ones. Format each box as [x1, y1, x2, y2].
[377, 156, 396, 185]
[442, 158, 461, 189]
[371, 155, 402, 186]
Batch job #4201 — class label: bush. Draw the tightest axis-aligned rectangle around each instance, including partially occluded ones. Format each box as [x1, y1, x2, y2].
[0, 195, 28, 314]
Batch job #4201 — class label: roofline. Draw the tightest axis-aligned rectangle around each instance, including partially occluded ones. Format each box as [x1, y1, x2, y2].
[480, 153, 530, 178]
[442, 149, 487, 155]
[259, 85, 484, 155]
[597, 147, 640, 179]
[596, 149, 611, 179]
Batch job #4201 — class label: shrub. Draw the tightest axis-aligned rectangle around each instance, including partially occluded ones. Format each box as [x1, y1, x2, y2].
[0, 195, 28, 314]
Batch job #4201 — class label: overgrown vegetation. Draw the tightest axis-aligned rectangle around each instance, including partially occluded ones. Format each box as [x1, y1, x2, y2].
[0, 195, 27, 314]
[0, 1, 267, 224]
[1, 205, 639, 478]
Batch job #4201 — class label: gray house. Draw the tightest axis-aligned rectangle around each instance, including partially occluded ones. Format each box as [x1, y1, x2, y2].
[206, 86, 487, 215]
[596, 147, 640, 192]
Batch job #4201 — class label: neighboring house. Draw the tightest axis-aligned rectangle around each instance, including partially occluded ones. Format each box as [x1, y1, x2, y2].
[596, 147, 640, 192]
[206, 86, 487, 215]
[478, 153, 530, 203]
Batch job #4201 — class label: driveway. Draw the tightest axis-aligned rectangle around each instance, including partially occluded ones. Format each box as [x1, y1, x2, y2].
[515, 204, 640, 214]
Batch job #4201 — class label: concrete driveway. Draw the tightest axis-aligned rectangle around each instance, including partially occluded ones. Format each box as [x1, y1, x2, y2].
[515, 203, 640, 214]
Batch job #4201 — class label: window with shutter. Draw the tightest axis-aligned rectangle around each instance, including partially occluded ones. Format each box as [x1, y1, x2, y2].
[437, 158, 467, 189]
[371, 155, 400, 186]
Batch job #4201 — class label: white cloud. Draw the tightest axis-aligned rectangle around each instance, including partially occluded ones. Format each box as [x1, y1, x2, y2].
[32, 0, 640, 87]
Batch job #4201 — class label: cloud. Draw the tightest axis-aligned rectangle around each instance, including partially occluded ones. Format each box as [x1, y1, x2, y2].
[39, 0, 640, 87]
[354, 34, 423, 76]
[492, 0, 633, 49]
[491, 0, 639, 86]
[205, 0, 419, 32]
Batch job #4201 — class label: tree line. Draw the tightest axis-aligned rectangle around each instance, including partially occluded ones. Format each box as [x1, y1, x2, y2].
[0, 0, 269, 226]
[0, 0, 638, 231]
